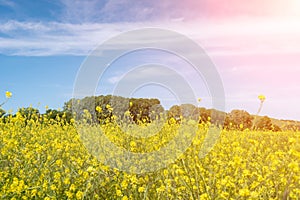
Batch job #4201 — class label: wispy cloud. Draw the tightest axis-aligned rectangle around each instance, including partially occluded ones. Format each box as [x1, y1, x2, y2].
[1, 17, 300, 56]
[59, 0, 163, 23]
[60, 0, 105, 23]
[108, 75, 122, 84]
[1, 0, 300, 57]
[0, 0, 16, 8]
[0, 21, 144, 55]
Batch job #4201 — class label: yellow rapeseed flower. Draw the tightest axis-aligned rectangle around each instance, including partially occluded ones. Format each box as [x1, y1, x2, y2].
[121, 180, 128, 189]
[138, 186, 145, 193]
[76, 191, 84, 199]
[122, 196, 129, 200]
[116, 189, 122, 197]
[50, 184, 57, 191]
[5, 91, 12, 98]
[106, 104, 113, 111]
[96, 106, 102, 113]
[258, 94, 266, 102]
[239, 188, 250, 197]
[239, 124, 244, 129]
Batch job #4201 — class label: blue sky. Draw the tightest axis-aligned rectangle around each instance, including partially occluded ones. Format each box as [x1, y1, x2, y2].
[1, 0, 300, 120]
[1, 55, 82, 111]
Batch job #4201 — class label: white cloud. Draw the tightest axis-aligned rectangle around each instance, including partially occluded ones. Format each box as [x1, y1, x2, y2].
[0, 17, 300, 56]
[60, 0, 104, 23]
[0, 21, 144, 55]
[2, 0, 300, 56]
[108, 75, 122, 84]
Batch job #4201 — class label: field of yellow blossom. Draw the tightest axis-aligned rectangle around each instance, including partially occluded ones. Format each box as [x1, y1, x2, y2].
[1, 111, 300, 199]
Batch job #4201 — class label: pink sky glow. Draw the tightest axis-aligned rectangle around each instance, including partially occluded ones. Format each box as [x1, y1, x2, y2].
[166, 0, 300, 120]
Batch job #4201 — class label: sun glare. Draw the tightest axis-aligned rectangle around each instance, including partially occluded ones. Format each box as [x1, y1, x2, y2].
[287, 0, 300, 16]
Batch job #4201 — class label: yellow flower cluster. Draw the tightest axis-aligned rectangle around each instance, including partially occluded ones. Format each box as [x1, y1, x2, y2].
[5, 91, 12, 99]
[0, 110, 299, 199]
[1, 91, 12, 107]
[258, 94, 266, 102]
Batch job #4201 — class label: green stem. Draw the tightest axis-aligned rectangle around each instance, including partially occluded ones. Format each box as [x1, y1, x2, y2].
[252, 101, 264, 130]
[0, 99, 9, 107]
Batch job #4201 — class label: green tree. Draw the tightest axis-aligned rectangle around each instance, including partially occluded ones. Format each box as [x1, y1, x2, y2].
[255, 116, 272, 131]
[15, 107, 40, 125]
[168, 104, 199, 123]
[18, 107, 40, 120]
[224, 110, 253, 130]
[64, 95, 163, 124]
[149, 104, 165, 121]
[180, 104, 198, 120]
[129, 98, 161, 123]
[199, 107, 211, 124]
[209, 109, 226, 126]
[44, 109, 72, 124]
[271, 124, 282, 132]
[168, 105, 182, 123]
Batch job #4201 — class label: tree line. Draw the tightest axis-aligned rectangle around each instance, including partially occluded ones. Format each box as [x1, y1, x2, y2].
[1, 95, 297, 131]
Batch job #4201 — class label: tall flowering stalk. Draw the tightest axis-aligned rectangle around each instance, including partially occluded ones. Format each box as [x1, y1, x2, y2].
[252, 94, 266, 130]
[0, 91, 12, 107]
[257, 94, 266, 115]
